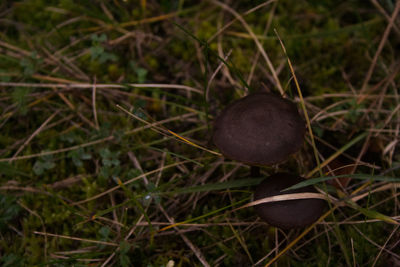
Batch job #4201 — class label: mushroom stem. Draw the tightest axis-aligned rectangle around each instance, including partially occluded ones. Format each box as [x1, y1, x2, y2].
[250, 166, 260, 177]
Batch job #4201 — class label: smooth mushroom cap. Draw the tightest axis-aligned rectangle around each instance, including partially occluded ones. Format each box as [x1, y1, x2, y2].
[213, 92, 305, 165]
[254, 173, 326, 230]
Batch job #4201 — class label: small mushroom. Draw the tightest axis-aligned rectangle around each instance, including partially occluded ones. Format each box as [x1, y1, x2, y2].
[213, 92, 305, 166]
[254, 173, 326, 230]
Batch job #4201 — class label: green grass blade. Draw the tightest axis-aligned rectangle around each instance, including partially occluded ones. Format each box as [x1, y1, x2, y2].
[167, 177, 263, 195]
[158, 198, 249, 232]
[0, 162, 31, 178]
[346, 201, 399, 225]
[147, 146, 204, 166]
[116, 178, 153, 231]
[283, 174, 400, 191]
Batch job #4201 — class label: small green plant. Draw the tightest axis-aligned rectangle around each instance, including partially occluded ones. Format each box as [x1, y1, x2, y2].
[19, 52, 42, 77]
[118, 240, 132, 267]
[98, 148, 121, 184]
[98, 225, 111, 250]
[33, 155, 56, 176]
[90, 34, 118, 63]
[67, 147, 92, 167]
[129, 60, 148, 83]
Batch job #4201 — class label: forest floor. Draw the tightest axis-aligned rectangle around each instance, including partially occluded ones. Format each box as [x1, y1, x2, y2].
[0, 1, 400, 266]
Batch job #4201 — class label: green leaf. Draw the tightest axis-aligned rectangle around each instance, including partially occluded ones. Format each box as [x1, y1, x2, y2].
[102, 158, 112, 167]
[20, 57, 35, 76]
[97, 226, 111, 250]
[99, 226, 110, 239]
[91, 33, 107, 42]
[68, 149, 91, 167]
[33, 161, 44, 175]
[120, 240, 131, 254]
[72, 157, 83, 167]
[99, 52, 117, 63]
[33, 155, 55, 175]
[42, 161, 55, 170]
[90, 46, 104, 59]
[135, 67, 147, 83]
[99, 165, 111, 180]
[80, 152, 91, 160]
[111, 159, 120, 166]
[98, 33, 107, 42]
[99, 148, 111, 158]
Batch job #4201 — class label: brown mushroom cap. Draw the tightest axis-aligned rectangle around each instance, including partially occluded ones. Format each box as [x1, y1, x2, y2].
[254, 173, 326, 230]
[213, 92, 305, 165]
